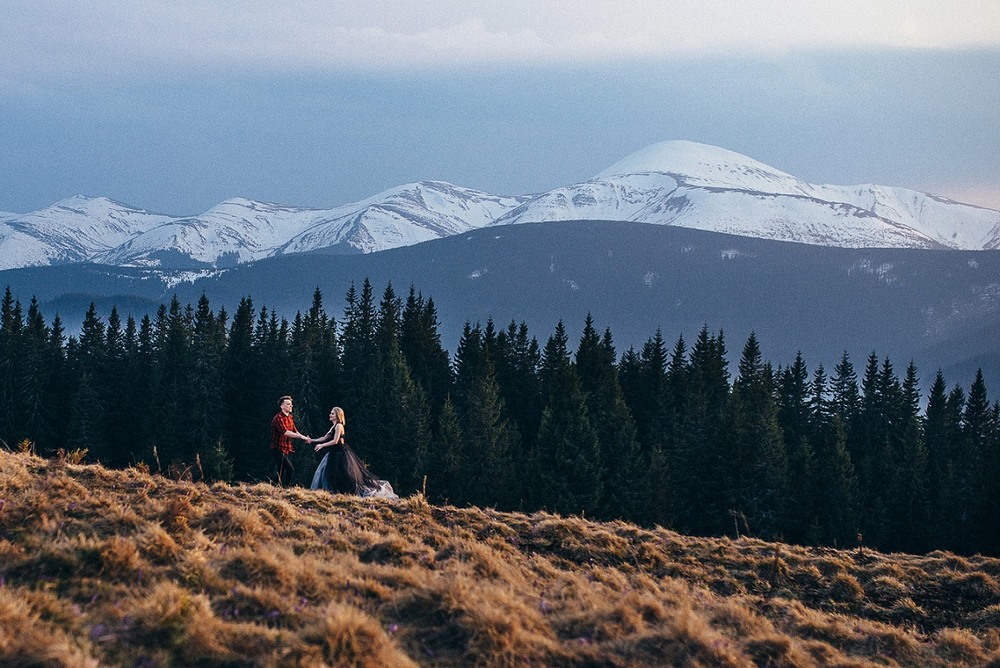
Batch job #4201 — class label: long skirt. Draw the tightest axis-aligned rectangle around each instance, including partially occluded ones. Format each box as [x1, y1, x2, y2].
[310, 444, 398, 499]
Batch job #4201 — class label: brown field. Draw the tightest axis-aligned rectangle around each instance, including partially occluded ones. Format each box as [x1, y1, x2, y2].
[1, 449, 999, 667]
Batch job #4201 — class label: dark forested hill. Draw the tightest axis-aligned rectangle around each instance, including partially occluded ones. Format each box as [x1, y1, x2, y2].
[4, 220, 1000, 390]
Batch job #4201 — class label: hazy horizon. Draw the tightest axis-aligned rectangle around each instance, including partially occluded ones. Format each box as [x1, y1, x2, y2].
[2, 2, 998, 215]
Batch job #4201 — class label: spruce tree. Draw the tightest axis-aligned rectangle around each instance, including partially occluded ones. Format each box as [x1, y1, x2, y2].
[812, 416, 859, 547]
[427, 395, 465, 504]
[400, 287, 452, 415]
[459, 364, 516, 509]
[66, 304, 110, 462]
[963, 370, 994, 552]
[576, 316, 648, 521]
[66, 371, 106, 456]
[223, 298, 265, 478]
[493, 321, 542, 454]
[45, 314, 71, 449]
[888, 362, 931, 552]
[807, 364, 859, 546]
[636, 331, 675, 525]
[19, 298, 52, 451]
[529, 322, 602, 515]
[150, 296, 195, 466]
[726, 333, 788, 540]
[924, 370, 952, 515]
[189, 294, 226, 474]
[830, 351, 861, 429]
[934, 383, 968, 550]
[671, 327, 731, 535]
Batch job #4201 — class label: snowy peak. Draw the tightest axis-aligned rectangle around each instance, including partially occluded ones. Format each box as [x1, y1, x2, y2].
[2, 143, 998, 272]
[594, 140, 816, 196]
[0, 196, 174, 270]
[280, 181, 528, 255]
[494, 140, 998, 250]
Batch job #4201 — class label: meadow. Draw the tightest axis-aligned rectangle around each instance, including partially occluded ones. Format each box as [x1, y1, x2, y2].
[1, 448, 999, 667]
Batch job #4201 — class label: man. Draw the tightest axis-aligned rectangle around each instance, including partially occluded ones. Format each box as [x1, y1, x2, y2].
[270, 395, 310, 486]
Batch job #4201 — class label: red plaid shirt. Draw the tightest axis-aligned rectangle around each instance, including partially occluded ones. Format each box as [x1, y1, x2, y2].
[270, 412, 297, 455]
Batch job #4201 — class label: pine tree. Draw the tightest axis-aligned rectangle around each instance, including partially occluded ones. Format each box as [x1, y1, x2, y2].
[189, 294, 225, 470]
[726, 333, 788, 539]
[427, 395, 464, 504]
[0, 287, 18, 449]
[830, 351, 861, 429]
[576, 316, 648, 521]
[924, 370, 952, 516]
[18, 298, 52, 450]
[933, 383, 968, 550]
[778, 352, 813, 542]
[806, 364, 859, 546]
[493, 321, 542, 460]
[66, 371, 105, 456]
[150, 296, 195, 466]
[223, 298, 265, 478]
[979, 400, 1000, 555]
[627, 331, 674, 525]
[66, 304, 109, 462]
[401, 287, 453, 415]
[111, 314, 150, 466]
[888, 362, 931, 552]
[852, 352, 890, 545]
[811, 416, 859, 547]
[778, 353, 811, 454]
[339, 280, 378, 433]
[671, 327, 731, 535]
[45, 314, 71, 449]
[528, 322, 602, 515]
[459, 365, 516, 509]
[963, 370, 994, 552]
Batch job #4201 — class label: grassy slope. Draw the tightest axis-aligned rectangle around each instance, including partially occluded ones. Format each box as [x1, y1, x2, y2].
[1, 450, 999, 667]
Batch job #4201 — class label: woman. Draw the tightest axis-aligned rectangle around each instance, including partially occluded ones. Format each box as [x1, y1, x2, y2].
[309, 407, 398, 499]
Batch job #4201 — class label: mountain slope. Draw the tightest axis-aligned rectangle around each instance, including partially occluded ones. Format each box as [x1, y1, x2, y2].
[2, 141, 998, 270]
[2, 449, 999, 666]
[9, 221, 999, 392]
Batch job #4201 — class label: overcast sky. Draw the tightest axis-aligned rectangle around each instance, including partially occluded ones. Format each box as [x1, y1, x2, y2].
[2, 1, 999, 215]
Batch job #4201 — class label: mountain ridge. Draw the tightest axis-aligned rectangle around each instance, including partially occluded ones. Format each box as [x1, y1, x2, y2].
[2, 141, 998, 271]
[7, 220, 999, 393]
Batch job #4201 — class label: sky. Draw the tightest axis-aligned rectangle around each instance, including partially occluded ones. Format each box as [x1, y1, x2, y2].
[2, 1, 999, 216]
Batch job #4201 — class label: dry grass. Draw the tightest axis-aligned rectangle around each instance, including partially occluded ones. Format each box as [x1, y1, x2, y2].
[1, 449, 999, 667]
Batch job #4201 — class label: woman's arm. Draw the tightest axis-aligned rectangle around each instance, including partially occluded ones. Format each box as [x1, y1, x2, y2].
[313, 424, 341, 451]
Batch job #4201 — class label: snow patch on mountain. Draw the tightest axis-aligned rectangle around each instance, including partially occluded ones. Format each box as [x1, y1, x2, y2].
[3, 142, 998, 271]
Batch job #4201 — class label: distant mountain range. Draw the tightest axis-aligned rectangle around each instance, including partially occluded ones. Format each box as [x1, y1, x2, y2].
[5, 221, 999, 395]
[3, 141, 999, 393]
[2, 140, 999, 272]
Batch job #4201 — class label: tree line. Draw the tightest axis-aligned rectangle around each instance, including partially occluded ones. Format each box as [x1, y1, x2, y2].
[1, 282, 997, 556]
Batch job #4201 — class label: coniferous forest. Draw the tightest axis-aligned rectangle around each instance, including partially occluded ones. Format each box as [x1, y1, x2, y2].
[1, 281, 998, 557]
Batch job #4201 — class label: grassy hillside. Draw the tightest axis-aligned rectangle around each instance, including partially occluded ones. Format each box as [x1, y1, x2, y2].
[1, 449, 999, 667]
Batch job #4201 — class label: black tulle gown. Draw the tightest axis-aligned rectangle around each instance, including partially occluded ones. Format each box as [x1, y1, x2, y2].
[310, 439, 398, 499]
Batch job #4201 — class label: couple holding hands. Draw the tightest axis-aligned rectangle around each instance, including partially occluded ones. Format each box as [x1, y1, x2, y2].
[269, 396, 397, 499]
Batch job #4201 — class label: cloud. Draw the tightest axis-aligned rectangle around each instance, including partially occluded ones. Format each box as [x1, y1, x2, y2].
[3, 0, 999, 85]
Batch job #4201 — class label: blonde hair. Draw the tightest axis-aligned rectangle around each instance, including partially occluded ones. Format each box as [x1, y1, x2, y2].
[331, 406, 346, 426]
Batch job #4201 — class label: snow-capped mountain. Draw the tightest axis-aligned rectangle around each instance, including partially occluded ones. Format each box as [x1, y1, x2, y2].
[0, 196, 174, 270]
[279, 181, 527, 256]
[2, 141, 998, 271]
[495, 141, 1000, 250]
